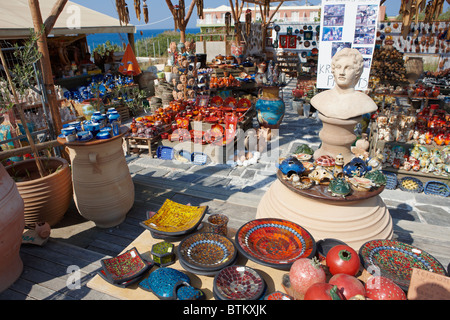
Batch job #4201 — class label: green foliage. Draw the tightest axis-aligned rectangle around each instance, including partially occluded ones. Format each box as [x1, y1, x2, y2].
[92, 40, 122, 56]
[133, 30, 200, 58]
[0, 27, 43, 111]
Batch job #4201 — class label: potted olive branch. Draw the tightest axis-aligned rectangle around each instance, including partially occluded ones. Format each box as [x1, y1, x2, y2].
[0, 28, 72, 228]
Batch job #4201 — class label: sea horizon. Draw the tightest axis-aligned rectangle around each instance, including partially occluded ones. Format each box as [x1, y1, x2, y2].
[87, 27, 201, 52]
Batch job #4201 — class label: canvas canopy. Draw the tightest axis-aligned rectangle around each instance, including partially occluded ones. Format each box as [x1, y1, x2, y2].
[0, 0, 135, 39]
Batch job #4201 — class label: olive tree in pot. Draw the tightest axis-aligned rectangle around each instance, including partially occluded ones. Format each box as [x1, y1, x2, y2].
[0, 29, 72, 229]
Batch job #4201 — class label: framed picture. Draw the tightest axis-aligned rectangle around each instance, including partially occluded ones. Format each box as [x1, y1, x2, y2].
[195, 95, 209, 107]
[279, 35, 288, 48]
[266, 37, 273, 47]
[303, 31, 313, 41]
[288, 35, 297, 48]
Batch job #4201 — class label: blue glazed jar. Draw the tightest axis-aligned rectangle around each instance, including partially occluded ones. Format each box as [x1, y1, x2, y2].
[255, 87, 285, 128]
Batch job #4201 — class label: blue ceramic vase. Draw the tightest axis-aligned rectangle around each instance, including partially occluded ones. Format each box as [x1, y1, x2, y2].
[255, 86, 285, 128]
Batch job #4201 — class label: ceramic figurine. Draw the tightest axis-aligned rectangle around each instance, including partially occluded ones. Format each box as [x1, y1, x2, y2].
[308, 166, 334, 185]
[333, 153, 344, 178]
[328, 178, 351, 198]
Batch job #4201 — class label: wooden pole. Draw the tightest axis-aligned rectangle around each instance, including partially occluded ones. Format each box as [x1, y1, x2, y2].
[28, 0, 63, 136]
[0, 49, 46, 177]
[43, 0, 69, 36]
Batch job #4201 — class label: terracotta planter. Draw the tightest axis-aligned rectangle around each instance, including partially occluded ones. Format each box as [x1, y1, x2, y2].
[6, 157, 73, 228]
[0, 163, 25, 292]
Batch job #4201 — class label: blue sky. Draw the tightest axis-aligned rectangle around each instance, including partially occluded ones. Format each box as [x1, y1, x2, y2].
[70, 0, 447, 30]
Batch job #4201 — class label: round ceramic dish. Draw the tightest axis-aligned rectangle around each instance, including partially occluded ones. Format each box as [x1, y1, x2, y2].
[138, 267, 190, 300]
[213, 265, 266, 300]
[235, 218, 316, 270]
[178, 232, 237, 271]
[398, 177, 423, 193]
[359, 239, 447, 290]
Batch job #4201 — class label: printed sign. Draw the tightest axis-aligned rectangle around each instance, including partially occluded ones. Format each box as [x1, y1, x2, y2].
[317, 0, 380, 90]
[407, 268, 450, 300]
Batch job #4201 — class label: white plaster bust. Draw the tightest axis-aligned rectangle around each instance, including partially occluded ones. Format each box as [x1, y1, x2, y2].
[311, 48, 377, 120]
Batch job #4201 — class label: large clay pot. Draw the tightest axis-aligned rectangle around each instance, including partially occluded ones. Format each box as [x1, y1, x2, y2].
[0, 163, 25, 292]
[255, 86, 285, 129]
[61, 127, 134, 228]
[6, 157, 72, 228]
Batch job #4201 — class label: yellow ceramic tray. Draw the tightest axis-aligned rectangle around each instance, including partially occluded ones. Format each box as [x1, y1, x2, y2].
[140, 199, 208, 236]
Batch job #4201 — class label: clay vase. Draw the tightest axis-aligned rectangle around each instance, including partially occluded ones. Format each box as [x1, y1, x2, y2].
[0, 163, 25, 293]
[6, 157, 73, 228]
[255, 86, 285, 129]
[65, 130, 134, 228]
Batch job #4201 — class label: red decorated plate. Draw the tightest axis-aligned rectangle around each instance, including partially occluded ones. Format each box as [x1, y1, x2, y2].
[210, 96, 223, 107]
[224, 97, 238, 108]
[204, 116, 219, 123]
[235, 218, 316, 270]
[237, 98, 251, 109]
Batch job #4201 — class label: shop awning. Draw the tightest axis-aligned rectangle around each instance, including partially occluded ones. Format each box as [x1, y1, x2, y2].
[0, 0, 135, 39]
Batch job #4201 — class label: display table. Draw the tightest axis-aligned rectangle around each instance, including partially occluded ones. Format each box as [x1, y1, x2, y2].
[86, 227, 287, 300]
[57, 126, 134, 228]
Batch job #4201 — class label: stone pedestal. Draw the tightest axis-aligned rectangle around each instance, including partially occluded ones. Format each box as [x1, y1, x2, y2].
[314, 113, 360, 164]
[256, 179, 393, 251]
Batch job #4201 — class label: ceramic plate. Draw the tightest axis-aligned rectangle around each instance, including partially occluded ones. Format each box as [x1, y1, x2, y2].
[213, 265, 265, 300]
[237, 98, 251, 109]
[398, 177, 423, 193]
[140, 199, 207, 236]
[264, 291, 293, 300]
[139, 267, 190, 300]
[359, 239, 447, 290]
[235, 218, 316, 270]
[178, 232, 237, 271]
[100, 247, 150, 284]
[210, 96, 223, 107]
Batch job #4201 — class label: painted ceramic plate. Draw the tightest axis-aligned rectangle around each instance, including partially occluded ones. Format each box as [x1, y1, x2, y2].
[213, 265, 265, 300]
[100, 247, 150, 284]
[398, 177, 423, 193]
[210, 96, 223, 107]
[178, 232, 237, 271]
[140, 199, 207, 236]
[264, 291, 293, 300]
[224, 97, 238, 108]
[359, 239, 447, 290]
[235, 218, 316, 270]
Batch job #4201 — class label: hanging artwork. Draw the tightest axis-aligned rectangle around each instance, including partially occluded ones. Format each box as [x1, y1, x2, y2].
[303, 31, 313, 41]
[115, 0, 130, 25]
[288, 35, 297, 48]
[143, 0, 148, 23]
[279, 35, 288, 48]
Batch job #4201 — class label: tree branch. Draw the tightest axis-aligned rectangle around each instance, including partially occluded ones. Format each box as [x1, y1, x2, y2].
[44, 0, 68, 35]
[183, 0, 197, 28]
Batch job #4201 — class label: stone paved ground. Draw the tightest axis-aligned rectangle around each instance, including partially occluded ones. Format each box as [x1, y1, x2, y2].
[124, 78, 450, 269]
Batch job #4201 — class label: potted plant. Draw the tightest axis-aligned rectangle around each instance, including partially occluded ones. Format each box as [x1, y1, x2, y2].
[0, 29, 72, 228]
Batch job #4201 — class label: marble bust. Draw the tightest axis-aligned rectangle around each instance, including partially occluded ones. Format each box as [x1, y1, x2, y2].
[310, 48, 377, 120]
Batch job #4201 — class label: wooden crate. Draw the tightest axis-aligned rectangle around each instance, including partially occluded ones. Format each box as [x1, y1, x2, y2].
[124, 135, 161, 156]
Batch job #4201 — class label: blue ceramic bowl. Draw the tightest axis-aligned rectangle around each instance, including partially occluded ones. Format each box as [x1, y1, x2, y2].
[96, 131, 111, 139]
[61, 126, 76, 137]
[77, 131, 93, 141]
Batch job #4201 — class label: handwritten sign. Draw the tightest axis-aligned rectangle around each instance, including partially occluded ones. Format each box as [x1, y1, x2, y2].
[316, 0, 380, 90]
[407, 268, 450, 300]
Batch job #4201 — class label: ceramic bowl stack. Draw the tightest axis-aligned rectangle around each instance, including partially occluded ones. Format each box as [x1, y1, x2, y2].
[177, 232, 238, 276]
[213, 265, 266, 300]
[97, 247, 153, 288]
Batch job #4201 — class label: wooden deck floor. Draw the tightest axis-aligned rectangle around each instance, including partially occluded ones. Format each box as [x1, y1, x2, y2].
[1, 174, 449, 300]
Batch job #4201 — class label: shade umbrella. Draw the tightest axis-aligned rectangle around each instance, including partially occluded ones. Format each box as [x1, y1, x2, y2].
[118, 43, 142, 76]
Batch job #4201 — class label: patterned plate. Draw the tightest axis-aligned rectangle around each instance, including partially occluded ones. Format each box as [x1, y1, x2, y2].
[210, 96, 223, 107]
[235, 218, 316, 270]
[178, 232, 237, 271]
[213, 265, 266, 300]
[398, 176, 423, 193]
[359, 239, 447, 290]
[140, 199, 207, 236]
[100, 247, 150, 284]
[237, 98, 251, 109]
